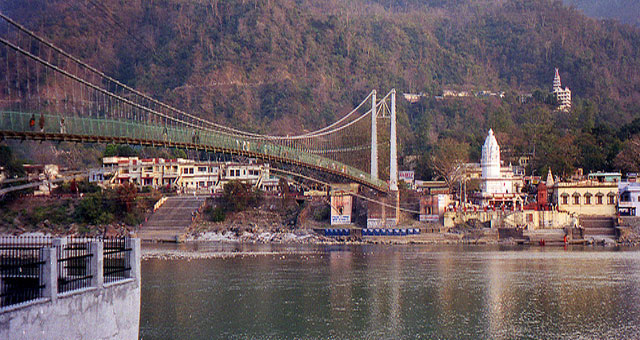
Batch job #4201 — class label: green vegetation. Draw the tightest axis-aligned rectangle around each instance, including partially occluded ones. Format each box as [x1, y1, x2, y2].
[0, 145, 25, 178]
[204, 205, 226, 223]
[4, 0, 640, 177]
[221, 181, 263, 212]
[0, 182, 161, 233]
[203, 181, 264, 222]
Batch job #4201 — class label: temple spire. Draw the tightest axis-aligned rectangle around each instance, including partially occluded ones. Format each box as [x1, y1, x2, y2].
[546, 168, 554, 187]
[553, 68, 562, 91]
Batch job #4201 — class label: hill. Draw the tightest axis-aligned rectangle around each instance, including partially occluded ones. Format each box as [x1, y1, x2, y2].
[1, 0, 639, 178]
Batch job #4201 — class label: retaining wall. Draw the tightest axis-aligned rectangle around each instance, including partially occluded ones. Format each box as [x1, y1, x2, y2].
[0, 239, 141, 340]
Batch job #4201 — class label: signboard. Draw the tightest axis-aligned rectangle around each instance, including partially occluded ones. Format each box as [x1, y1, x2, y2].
[419, 215, 439, 222]
[330, 194, 353, 225]
[398, 171, 415, 183]
[331, 215, 351, 225]
[367, 218, 398, 228]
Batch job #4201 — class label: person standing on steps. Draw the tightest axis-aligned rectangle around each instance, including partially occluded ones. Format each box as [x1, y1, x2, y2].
[29, 114, 35, 130]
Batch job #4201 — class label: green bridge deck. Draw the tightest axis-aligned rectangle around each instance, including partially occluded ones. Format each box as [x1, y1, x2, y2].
[0, 111, 387, 191]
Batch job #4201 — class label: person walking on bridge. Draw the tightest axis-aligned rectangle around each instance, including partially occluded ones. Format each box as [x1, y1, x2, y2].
[38, 113, 45, 132]
[29, 114, 35, 130]
[59, 116, 65, 134]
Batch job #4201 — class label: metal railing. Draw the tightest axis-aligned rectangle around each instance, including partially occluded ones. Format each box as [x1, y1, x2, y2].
[0, 110, 387, 190]
[103, 237, 131, 284]
[56, 238, 93, 294]
[0, 236, 51, 307]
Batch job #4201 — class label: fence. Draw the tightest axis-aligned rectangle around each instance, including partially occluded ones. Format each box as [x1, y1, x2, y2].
[103, 238, 132, 284]
[56, 238, 94, 294]
[0, 236, 51, 307]
[0, 110, 388, 190]
[0, 236, 139, 310]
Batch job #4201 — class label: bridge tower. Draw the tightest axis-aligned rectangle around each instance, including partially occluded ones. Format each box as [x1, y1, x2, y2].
[390, 89, 400, 222]
[370, 90, 378, 180]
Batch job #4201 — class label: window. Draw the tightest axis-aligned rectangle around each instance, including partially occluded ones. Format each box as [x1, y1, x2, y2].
[608, 196, 615, 205]
[198, 167, 207, 172]
[585, 195, 591, 205]
[562, 196, 568, 205]
[597, 196, 603, 205]
[574, 196, 580, 205]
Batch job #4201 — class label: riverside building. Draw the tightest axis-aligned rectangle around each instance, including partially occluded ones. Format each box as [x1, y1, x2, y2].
[91, 157, 279, 193]
[471, 129, 524, 208]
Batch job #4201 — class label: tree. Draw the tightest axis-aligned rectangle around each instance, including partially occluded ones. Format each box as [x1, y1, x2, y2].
[221, 180, 262, 212]
[103, 144, 137, 158]
[0, 145, 25, 178]
[614, 135, 640, 174]
[117, 182, 138, 213]
[428, 137, 470, 192]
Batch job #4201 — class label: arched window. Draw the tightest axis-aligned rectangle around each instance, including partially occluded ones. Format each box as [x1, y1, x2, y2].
[584, 192, 592, 205]
[572, 192, 581, 205]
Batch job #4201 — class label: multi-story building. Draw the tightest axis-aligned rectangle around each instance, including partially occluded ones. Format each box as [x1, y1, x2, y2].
[619, 181, 640, 217]
[92, 157, 278, 193]
[552, 180, 618, 217]
[553, 68, 572, 111]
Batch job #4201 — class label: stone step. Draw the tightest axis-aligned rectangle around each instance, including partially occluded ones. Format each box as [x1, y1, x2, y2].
[583, 227, 616, 236]
[141, 196, 205, 241]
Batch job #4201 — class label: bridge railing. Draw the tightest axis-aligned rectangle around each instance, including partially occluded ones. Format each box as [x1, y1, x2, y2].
[0, 111, 387, 189]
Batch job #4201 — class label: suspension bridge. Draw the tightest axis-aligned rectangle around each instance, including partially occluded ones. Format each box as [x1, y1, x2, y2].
[0, 12, 398, 194]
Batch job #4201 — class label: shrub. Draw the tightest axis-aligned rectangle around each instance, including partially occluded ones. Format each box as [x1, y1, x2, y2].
[204, 205, 226, 222]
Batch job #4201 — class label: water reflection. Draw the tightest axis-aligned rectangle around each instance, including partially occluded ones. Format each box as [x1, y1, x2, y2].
[140, 245, 640, 339]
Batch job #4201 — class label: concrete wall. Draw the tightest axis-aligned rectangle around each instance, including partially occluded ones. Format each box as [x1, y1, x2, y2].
[444, 210, 576, 229]
[0, 238, 141, 340]
[0, 281, 140, 340]
[503, 210, 576, 230]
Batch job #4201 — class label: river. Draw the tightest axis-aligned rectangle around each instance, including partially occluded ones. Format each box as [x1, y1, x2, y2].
[140, 243, 640, 339]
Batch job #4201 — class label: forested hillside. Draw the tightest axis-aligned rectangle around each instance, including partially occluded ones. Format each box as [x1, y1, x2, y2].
[1, 0, 639, 178]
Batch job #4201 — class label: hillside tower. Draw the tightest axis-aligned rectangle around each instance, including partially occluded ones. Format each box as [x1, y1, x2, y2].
[552, 68, 572, 111]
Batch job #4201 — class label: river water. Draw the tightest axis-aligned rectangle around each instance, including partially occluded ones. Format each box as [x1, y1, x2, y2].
[140, 244, 640, 339]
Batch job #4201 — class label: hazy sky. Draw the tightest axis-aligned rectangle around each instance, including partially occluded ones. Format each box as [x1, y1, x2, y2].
[563, 0, 640, 27]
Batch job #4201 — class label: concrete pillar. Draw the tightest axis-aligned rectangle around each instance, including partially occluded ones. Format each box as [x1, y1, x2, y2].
[370, 90, 378, 180]
[52, 238, 67, 279]
[130, 238, 141, 286]
[389, 89, 398, 192]
[41, 247, 57, 301]
[90, 242, 104, 288]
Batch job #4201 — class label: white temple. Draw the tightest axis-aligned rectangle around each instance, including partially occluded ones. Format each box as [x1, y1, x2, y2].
[481, 129, 513, 195]
[553, 68, 571, 111]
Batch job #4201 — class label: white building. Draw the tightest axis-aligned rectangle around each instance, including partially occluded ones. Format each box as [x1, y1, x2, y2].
[619, 181, 640, 217]
[481, 129, 513, 195]
[92, 157, 278, 193]
[553, 68, 572, 111]
[471, 129, 523, 207]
